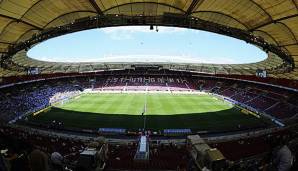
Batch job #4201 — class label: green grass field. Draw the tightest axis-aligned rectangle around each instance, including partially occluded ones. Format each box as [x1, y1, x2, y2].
[28, 93, 267, 132]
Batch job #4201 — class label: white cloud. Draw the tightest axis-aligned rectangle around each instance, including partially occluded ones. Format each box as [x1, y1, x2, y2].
[109, 32, 133, 40]
[201, 58, 238, 64]
[101, 26, 186, 33]
[99, 26, 186, 40]
[35, 50, 238, 64]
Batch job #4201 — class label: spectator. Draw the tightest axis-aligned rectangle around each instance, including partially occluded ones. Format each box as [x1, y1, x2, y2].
[50, 151, 64, 171]
[273, 138, 294, 171]
[28, 149, 49, 171]
[0, 154, 7, 171]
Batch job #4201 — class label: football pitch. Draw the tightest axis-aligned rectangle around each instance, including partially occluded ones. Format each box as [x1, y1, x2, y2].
[28, 93, 267, 132]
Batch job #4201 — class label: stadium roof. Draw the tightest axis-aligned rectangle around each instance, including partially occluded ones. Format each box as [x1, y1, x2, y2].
[0, 0, 298, 79]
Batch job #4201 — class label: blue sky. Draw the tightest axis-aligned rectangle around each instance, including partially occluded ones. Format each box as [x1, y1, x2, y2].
[28, 26, 266, 64]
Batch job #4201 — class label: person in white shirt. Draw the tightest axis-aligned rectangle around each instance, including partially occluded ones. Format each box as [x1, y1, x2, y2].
[274, 138, 294, 171]
[50, 151, 64, 171]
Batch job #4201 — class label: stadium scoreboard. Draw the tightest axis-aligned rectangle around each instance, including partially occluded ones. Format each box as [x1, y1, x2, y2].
[132, 64, 162, 70]
[256, 69, 267, 78]
[27, 67, 39, 75]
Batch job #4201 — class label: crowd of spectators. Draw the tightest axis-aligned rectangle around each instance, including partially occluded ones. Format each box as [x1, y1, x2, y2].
[0, 70, 297, 170]
[0, 73, 297, 124]
[88, 76, 192, 91]
[0, 80, 80, 122]
[197, 79, 298, 120]
[0, 126, 87, 171]
[83, 74, 298, 120]
[1, 125, 297, 171]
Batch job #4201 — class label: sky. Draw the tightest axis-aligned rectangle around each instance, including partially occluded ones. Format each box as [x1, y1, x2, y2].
[27, 26, 267, 64]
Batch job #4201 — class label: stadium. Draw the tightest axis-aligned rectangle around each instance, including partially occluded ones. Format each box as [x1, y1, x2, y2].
[0, 1, 298, 171]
